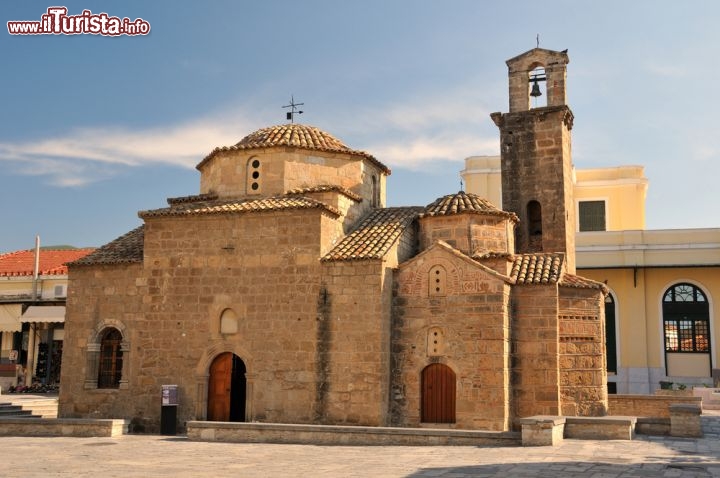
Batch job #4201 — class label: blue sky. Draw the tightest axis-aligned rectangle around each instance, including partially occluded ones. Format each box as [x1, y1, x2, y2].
[2, 1, 719, 252]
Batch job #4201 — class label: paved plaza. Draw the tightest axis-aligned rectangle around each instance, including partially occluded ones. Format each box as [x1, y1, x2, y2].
[2, 425, 720, 477]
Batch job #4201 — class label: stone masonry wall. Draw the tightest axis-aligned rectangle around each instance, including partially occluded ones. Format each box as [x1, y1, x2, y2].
[59, 263, 144, 422]
[494, 106, 576, 273]
[62, 208, 356, 432]
[511, 284, 561, 421]
[199, 148, 384, 211]
[418, 215, 510, 258]
[319, 259, 392, 426]
[558, 286, 608, 417]
[391, 248, 512, 431]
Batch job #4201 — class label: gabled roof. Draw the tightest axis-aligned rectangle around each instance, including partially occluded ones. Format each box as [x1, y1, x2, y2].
[197, 123, 391, 174]
[139, 196, 341, 219]
[0, 248, 95, 276]
[421, 191, 518, 221]
[70, 227, 144, 266]
[322, 207, 423, 261]
[400, 240, 513, 284]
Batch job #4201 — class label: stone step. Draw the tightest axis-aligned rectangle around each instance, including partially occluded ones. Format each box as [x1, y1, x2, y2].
[0, 406, 35, 417]
[0, 396, 58, 418]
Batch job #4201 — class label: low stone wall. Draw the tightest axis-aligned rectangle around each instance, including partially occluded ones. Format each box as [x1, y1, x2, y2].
[518, 416, 565, 446]
[636, 417, 670, 436]
[187, 422, 520, 446]
[670, 403, 702, 438]
[608, 395, 702, 418]
[0, 418, 128, 437]
[564, 416, 636, 440]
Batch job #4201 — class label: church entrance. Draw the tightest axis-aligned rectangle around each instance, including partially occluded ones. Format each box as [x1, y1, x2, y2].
[421, 363, 456, 423]
[207, 352, 246, 422]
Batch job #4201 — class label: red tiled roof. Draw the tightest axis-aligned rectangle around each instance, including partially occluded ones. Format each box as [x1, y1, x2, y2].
[421, 191, 519, 221]
[560, 273, 608, 292]
[139, 196, 341, 218]
[0, 248, 95, 277]
[197, 124, 391, 174]
[70, 226, 144, 266]
[510, 253, 564, 285]
[322, 207, 423, 261]
[286, 185, 362, 202]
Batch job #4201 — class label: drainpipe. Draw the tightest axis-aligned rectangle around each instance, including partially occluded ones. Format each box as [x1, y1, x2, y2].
[32, 235, 40, 300]
[26, 236, 40, 386]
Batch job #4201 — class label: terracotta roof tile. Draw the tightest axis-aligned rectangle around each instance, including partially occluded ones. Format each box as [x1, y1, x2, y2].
[322, 207, 423, 261]
[70, 227, 144, 266]
[0, 248, 95, 276]
[471, 251, 514, 261]
[286, 185, 362, 202]
[510, 253, 564, 285]
[560, 273, 608, 292]
[197, 124, 391, 174]
[422, 191, 518, 221]
[167, 193, 219, 206]
[139, 196, 341, 218]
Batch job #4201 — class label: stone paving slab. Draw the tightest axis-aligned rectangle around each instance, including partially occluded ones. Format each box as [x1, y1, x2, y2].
[1, 432, 720, 477]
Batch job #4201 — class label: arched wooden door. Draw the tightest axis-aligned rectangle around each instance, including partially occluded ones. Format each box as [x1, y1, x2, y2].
[421, 363, 456, 423]
[207, 353, 246, 422]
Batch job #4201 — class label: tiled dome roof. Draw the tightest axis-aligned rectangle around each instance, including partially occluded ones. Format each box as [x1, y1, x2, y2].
[197, 124, 390, 173]
[421, 191, 518, 221]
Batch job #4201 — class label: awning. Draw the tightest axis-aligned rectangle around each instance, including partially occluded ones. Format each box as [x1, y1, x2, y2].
[22, 306, 66, 323]
[0, 304, 22, 332]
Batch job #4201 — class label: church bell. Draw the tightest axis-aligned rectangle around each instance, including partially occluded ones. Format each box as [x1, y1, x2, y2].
[530, 80, 542, 97]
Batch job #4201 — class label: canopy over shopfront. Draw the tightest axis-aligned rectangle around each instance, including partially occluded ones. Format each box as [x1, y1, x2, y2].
[0, 304, 22, 332]
[21, 306, 66, 323]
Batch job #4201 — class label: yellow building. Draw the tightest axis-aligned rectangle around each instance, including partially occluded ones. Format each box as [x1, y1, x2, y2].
[463, 156, 720, 394]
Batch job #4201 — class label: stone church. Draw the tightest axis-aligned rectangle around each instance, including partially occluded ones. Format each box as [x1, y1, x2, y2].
[59, 48, 608, 433]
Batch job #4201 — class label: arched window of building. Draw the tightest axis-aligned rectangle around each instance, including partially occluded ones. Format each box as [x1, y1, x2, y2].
[605, 293, 617, 374]
[527, 200, 542, 252]
[663, 283, 711, 377]
[97, 328, 123, 389]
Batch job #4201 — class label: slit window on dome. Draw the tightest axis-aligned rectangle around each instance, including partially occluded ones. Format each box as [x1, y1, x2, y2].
[247, 158, 261, 194]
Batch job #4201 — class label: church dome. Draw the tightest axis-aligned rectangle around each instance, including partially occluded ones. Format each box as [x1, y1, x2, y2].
[422, 191, 518, 221]
[198, 123, 390, 173]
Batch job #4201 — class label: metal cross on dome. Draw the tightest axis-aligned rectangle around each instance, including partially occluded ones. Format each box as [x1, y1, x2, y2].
[282, 96, 304, 123]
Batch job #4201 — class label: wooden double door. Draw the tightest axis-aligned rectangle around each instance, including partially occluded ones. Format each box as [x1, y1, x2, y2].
[207, 352, 247, 422]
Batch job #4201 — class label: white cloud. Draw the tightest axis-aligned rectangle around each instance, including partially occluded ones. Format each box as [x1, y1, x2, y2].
[367, 134, 498, 170]
[0, 80, 501, 185]
[0, 114, 258, 186]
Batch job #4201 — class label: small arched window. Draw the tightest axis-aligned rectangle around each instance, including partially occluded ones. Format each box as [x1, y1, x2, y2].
[371, 175, 380, 207]
[98, 328, 123, 389]
[246, 157, 261, 194]
[428, 265, 447, 296]
[527, 200, 543, 252]
[220, 308, 239, 335]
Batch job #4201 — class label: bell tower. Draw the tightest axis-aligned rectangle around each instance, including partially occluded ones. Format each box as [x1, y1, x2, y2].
[491, 48, 576, 273]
